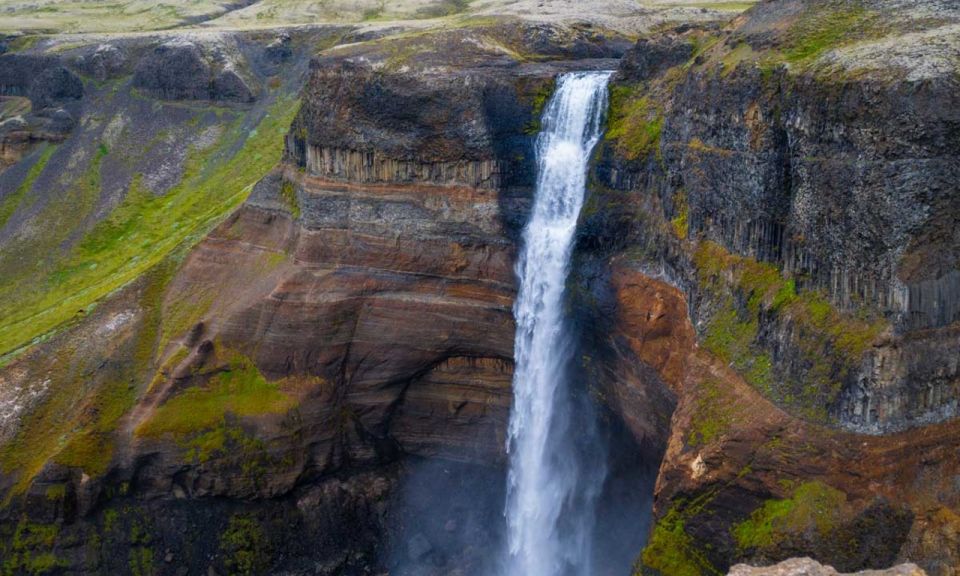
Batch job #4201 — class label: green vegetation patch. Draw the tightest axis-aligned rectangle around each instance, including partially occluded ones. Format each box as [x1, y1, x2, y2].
[0, 261, 175, 498]
[0, 143, 57, 230]
[688, 378, 735, 447]
[219, 514, 271, 576]
[693, 241, 885, 420]
[732, 481, 846, 553]
[606, 85, 663, 161]
[0, 96, 301, 357]
[524, 77, 557, 134]
[136, 350, 294, 439]
[671, 190, 689, 240]
[279, 179, 301, 219]
[781, 4, 876, 64]
[0, 518, 63, 575]
[639, 502, 722, 576]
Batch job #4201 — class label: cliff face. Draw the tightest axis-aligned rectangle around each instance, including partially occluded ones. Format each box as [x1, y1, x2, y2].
[0, 22, 635, 575]
[575, 0, 960, 573]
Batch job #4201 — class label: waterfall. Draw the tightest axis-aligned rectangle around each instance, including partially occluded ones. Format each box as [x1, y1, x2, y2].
[503, 71, 612, 576]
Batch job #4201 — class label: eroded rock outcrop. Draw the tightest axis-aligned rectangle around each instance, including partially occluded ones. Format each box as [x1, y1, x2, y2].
[576, 0, 960, 573]
[133, 38, 257, 102]
[1, 2, 958, 574]
[0, 22, 631, 575]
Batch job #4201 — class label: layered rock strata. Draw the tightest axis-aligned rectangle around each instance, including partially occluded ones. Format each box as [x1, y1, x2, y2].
[573, 0, 960, 572]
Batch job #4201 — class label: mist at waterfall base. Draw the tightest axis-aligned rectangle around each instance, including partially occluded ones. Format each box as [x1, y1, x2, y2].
[381, 72, 656, 576]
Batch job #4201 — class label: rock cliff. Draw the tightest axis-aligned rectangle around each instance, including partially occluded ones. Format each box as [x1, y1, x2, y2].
[574, 0, 960, 573]
[0, 20, 635, 575]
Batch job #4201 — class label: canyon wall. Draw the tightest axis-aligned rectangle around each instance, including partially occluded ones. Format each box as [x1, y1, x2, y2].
[573, 0, 960, 573]
[0, 22, 639, 575]
[0, 1, 958, 575]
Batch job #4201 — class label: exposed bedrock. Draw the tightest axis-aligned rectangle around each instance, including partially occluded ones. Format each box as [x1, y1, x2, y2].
[729, 558, 927, 576]
[0, 54, 84, 108]
[577, 1, 960, 573]
[0, 22, 645, 575]
[132, 38, 259, 103]
[591, 3, 960, 435]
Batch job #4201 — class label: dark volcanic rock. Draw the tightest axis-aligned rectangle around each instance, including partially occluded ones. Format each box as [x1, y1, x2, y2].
[264, 33, 292, 64]
[0, 54, 83, 109]
[616, 34, 694, 83]
[133, 40, 212, 100]
[133, 39, 256, 102]
[28, 66, 83, 108]
[586, 3, 960, 575]
[74, 43, 127, 81]
[211, 68, 255, 102]
[0, 54, 55, 97]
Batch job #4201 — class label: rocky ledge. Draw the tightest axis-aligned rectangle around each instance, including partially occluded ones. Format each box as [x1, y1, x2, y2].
[729, 558, 927, 576]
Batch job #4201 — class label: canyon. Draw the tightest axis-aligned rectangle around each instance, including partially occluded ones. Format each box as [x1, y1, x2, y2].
[0, 0, 958, 575]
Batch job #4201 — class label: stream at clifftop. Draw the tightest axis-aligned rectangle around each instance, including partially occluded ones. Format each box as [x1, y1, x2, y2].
[502, 71, 613, 576]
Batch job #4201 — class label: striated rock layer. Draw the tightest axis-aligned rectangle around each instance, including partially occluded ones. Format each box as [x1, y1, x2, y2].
[574, 0, 960, 573]
[0, 21, 635, 575]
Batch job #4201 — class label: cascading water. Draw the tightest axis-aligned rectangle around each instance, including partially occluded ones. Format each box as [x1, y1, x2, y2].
[503, 71, 612, 576]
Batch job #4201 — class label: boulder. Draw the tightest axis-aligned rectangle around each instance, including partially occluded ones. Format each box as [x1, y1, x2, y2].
[729, 558, 928, 576]
[27, 66, 83, 109]
[133, 40, 211, 101]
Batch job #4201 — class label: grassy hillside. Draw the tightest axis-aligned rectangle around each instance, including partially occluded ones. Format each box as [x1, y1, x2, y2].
[0, 0, 756, 34]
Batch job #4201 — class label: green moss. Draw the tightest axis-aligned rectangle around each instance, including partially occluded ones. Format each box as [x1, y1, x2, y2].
[5, 35, 39, 53]
[692, 241, 885, 418]
[1, 519, 63, 576]
[732, 481, 846, 552]
[0, 96, 301, 357]
[279, 179, 301, 219]
[688, 378, 734, 447]
[671, 191, 689, 240]
[136, 350, 294, 439]
[103, 509, 119, 533]
[703, 307, 756, 365]
[606, 87, 663, 160]
[128, 547, 153, 576]
[524, 78, 557, 134]
[220, 514, 269, 576]
[159, 287, 215, 352]
[185, 422, 262, 465]
[0, 144, 57, 230]
[0, 261, 174, 498]
[639, 507, 721, 576]
[720, 42, 757, 76]
[43, 484, 66, 501]
[782, 5, 873, 64]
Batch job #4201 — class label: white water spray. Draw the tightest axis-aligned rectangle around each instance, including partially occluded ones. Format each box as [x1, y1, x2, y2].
[503, 71, 612, 576]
